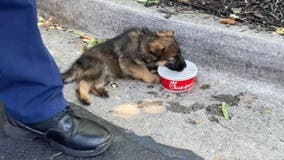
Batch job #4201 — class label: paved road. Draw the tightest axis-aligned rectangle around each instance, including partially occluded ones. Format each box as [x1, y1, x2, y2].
[0, 103, 203, 160]
[1, 19, 283, 160]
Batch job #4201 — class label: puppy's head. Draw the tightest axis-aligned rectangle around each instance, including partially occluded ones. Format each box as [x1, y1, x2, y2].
[149, 31, 186, 72]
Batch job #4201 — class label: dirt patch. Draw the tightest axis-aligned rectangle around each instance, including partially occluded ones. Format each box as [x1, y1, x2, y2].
[260, 107, 273, 114]
[211, 93, 243, 106]
[205, 103, 223, 117]
[185, 118, 205, 125]
[146, 91, 159, 97]
[200, 84, 211, 90]
[166, 102, 204, 114]
[148, 0, 284, 31]
[137, 100, 165, 114]
[185, 118, 197, 125]
[147, 85, 155, 89]
[188, 103, 205, 111]
[208, 116, 220, 123]
[113, 103, 140, 118]
[166, 102, 191, 114]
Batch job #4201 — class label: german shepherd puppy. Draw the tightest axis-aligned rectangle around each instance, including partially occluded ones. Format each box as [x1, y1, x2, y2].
[62, 28, 186, 105]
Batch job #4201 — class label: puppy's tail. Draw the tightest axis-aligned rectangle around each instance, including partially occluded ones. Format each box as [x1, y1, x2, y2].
[61, 65, 80, 84]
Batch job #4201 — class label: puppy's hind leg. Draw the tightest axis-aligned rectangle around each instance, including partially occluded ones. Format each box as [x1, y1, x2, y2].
[76, 80, 93, 105]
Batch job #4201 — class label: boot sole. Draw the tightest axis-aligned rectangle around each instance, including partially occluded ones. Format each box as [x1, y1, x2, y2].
[4, 121, 112, 157]
[48, 136, 112, 157]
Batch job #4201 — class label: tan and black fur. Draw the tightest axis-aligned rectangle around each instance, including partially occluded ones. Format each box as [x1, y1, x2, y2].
[62, 28, 186, 105]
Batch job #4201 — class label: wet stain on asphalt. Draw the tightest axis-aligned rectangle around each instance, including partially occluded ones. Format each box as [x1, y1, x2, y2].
[211, 92, 244, 106]
[200, 84, 211, 90]
[146, 91, 159, 97]
[185, 118, 197, 125]
[208, 116, 220, 123]
[166, 102, 191, 114]
[147, 85, 155, 89]
[166, 102, 205, 114]
[205, 103, 223, 117]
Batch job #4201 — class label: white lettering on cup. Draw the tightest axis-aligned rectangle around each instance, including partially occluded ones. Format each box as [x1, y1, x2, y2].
[169, 80, 194, 90]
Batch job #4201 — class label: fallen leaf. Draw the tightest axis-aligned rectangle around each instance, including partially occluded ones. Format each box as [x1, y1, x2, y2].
[38, 16, 45, 26]
[137, 0, 148, 3]
[38, 16, 62, 30]
[212, 157, 225, 160]
[80, 34, 93, 43]
[177, 0, 190, 4]
[42, 17, 53, 27]
[55, 26, 62, 30]
[70, 29, 98, 51]
[220, 18, 236, 25]
[137, 0, 158, 4]
[231, 8, 241, 14]
[38, 16, 45, 22]
[85, 37, 97, 49]
[275, 27, 284, 35]
[229, 14, 240, 19]
[260, 107, 273, 114]
[37, 21, 44, 26]
[195, 119, 204, 124]
[221, 102, 230, 120]
[70, 30, 87, 37]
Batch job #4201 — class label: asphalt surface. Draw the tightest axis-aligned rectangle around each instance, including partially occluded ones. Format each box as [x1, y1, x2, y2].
[38, 0, 284, 86]
[0, 103, 203, 160]
[0, 14, 283, 160]
[40, 22, 284, 160]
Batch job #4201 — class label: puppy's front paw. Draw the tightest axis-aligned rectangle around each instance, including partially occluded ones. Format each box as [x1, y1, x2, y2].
[144, 74, 160, 84]
[91, 87, 110, 98]
[97, 88, 109, 98]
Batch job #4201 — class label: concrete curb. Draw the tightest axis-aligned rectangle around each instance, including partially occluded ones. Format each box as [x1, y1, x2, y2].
[38, 0, 284, 85]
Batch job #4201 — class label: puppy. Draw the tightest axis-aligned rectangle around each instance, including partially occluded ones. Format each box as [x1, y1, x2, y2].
[62, 28, 186, 105]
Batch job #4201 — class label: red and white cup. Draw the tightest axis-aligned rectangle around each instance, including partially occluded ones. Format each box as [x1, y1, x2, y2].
[158, 60, 198, 92]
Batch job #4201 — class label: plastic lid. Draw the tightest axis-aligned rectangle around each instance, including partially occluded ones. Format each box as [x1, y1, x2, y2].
[157, 60, 198, 80]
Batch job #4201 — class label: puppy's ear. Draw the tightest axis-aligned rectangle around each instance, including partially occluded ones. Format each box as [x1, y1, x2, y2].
[149, 41, 165, 53]
[157, 31, 174, 37]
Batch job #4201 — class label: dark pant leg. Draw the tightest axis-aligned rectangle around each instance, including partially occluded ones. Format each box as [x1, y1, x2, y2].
[0, 0, 66, 123]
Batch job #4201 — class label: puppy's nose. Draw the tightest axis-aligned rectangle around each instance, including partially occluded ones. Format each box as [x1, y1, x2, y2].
[177, 60, 186, 72]
[176, 63, 186, 72]
[181, 61, 187, 69]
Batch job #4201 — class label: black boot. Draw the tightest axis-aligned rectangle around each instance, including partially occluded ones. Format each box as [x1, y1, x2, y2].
[4, 106, 112, 157]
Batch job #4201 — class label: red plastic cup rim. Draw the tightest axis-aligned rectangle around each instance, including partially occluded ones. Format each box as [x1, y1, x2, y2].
[158, 60, 198, 92]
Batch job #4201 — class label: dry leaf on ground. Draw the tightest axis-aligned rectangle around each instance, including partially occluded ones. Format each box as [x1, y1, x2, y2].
[38, 16, 62, 30]
[70, 30, 98, 50]
[275, 27, 284, 35]
[220, 18, 236, 25]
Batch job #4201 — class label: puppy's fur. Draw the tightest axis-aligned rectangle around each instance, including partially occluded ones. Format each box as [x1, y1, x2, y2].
[62, 28, 186, 105]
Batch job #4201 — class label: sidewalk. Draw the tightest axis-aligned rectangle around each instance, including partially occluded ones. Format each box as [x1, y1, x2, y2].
[39, 16, 284, 160]
[1, 1, 283, 159]
[38, 0, 284, 86]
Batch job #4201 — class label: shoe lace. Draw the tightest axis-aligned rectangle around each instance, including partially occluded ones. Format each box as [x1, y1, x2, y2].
[54, 106, 76, 119]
